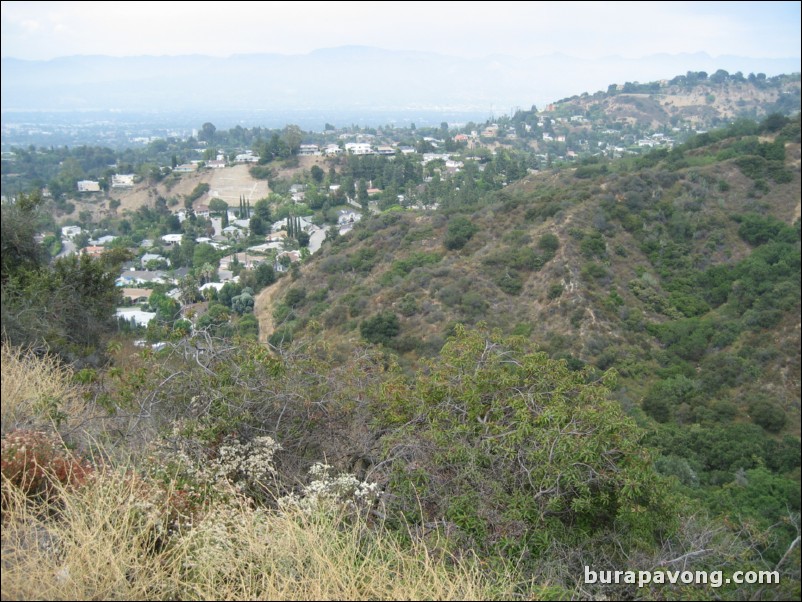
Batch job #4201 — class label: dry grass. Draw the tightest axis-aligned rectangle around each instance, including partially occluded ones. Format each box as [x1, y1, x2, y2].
[0, 342, 86, 435]
[1, 470, 512, 601]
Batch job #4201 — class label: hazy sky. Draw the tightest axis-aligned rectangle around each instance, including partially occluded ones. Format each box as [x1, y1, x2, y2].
[2, 1, 800, 61]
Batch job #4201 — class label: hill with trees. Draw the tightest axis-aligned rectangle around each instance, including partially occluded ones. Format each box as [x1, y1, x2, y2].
[1, 100, 800, 599]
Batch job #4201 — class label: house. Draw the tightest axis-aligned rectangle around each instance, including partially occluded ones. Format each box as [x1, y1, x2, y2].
[77, 180, 101, 193]
[272, 216, 314, 233]
[162, 233, 184, 246]
[344, 143, 373, 155]
[219, 252, 267, 271]
[206, 160, 226, 169]
[200, 282, 226, 294]
[80, 246, 105, 257]
[274, 250, 301, 272]
[399, 146, 416, 154]
[141, 253, 170, 268]
[116, 308, 156, 327]
[248, 242, 283, 253]
[298, 144, 320, 155]
[61, 225, 82, 239]
[337, 209, 361, 225]
[121, 288, 153, 304]
[116, 270, 169, 286]
[92, 235, 117, 245]
[376, 146, 395, 156]
[222, 225, 244, 238]
[111, 174, 135, 187]
[324, 145, 343, 156]
[174, 163, 198, 173]
[235, 151, 259, 163]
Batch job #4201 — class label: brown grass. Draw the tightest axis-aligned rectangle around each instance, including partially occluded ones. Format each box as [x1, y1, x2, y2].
[1, 470, 515, 600]
[0, 342, 86, 435]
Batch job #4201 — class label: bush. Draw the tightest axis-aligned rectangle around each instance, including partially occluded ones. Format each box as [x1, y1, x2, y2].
[1, 430, 92, 501]
[748, 398, 787, 433]
[360, 312, 401, 345]
[495, 270, 523, 295]
[537, 232, 560, 254]
[444, 217, 479, 250]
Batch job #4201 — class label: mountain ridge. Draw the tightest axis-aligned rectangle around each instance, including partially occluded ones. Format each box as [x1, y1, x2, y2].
[3, 47, 799, 113]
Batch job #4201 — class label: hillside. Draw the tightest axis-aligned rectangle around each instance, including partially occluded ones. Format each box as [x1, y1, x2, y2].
[242, 119, 802, 593]
[2, 108, 800, 601]
[544, 72, 801, 129]
[261, 117, 801, 436]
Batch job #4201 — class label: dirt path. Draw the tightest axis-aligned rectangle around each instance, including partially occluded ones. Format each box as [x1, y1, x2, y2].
[254, 280, 285, 345]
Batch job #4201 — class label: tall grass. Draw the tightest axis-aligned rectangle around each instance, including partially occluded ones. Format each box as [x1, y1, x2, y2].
[1, 470, 513, 600]
[1, 342, 85, 435]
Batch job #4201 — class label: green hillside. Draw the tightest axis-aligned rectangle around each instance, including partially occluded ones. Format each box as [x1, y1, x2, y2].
[2, 113, 800, 600]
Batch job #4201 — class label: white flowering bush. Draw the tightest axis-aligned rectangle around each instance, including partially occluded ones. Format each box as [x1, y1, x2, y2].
[150, 422, 281, 503]
[214, 435, 281, 489]
[279, 462, 380, 515]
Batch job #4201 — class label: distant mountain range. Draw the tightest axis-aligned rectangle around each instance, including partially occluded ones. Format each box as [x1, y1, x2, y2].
[2, 47, 800, 115]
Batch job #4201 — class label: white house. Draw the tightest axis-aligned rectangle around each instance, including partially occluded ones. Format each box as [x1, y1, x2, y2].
[61, 225, 82, 239]
[111, 174, 135, 187]
[345, 143, 373, 155]
[161, 233, 184, 246]
[77, 180, 101, 192]
[141, 253, 170, 268]
[235, 151, 259, 163]
[298, 144, 320, 155]
[92, 235, 118, 245]
[116, 308, 156, 327]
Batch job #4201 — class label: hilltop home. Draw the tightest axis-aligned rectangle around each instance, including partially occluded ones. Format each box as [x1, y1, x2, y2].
[235, 151, 259, 163]
[111, 174, 135, 187]
[61, 225, 82, 239]
[121, 288, 153, 304]
[298, 144, 320, 155]
[161, 233, 184, 246]
[77, 180, 101, 192]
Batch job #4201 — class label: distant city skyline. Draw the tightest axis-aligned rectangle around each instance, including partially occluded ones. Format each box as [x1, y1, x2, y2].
[2, 1, 800, 61]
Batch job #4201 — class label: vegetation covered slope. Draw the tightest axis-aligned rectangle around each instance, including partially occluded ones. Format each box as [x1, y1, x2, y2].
[261, 114, 801, 579]
[2, 114, 800, 601]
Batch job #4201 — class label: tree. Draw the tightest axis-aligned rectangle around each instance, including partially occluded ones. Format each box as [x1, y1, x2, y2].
[254, 263, 276, 288]
[296, 230, 310, 248]
[310, 165, 325, 184]
[377, 327, 675, 560]
[1, 191, 45, 283]
[2, 253, 123, 360]
[199, 122, 217, 142]
[253, 198, 272, 222]
[249, 214, 267, 236]
[192, 243, 218, 270]
[209, 198, 229, 216]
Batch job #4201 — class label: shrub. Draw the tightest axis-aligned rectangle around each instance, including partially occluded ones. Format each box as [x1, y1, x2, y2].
[444, 217, 479, 250]
[360, 312, 401, 345]
[1, 430, 92, 501]
[748, 398, 787, 433]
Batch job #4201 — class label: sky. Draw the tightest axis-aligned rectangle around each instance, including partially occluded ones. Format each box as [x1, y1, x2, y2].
[1, 1, 800, 61]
